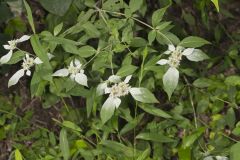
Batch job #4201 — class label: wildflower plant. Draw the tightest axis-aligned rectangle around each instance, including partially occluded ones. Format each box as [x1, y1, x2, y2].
[2, 0, 239, 160]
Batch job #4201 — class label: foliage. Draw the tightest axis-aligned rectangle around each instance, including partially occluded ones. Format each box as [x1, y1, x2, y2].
[0, 0, 240, 159]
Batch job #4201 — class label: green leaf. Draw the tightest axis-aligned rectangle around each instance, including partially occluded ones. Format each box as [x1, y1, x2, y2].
[100, 97, 116, 124]
[186, 49, 209, 62]
[130, 88, 158, 103]
[230, 142, 240, 160]
[178, 147, 191, 160]
[62, 121, 82, 132]
[152, 8, 167, 27]
[43, 36, 81, 46]
[138, 104, 172, 118]
[129, 0, 144, 13]
[182, 127, 205, 149]
[130, 37, 148, 47]
[78, 45, 96, 58]
[137, 148, 150, 160]
[225, 76, 240, 86]
[136, 132, 174, 143]
[60, 129, 70, 160]
[23, 0, 35, 33]
[148, 30, 156, 45]
[15, 149, 23, 160]
[178, 36, 211, 48]
[211, 0, 220, 12]
[82, 22, 100, 38]
[39, 0, 73, 16]
[54, 22, 63, 36]
[163, 67, 179, 99]
[116, 65, 138, 77]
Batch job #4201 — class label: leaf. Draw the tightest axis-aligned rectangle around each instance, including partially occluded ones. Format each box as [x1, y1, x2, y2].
[130, 37, 148, 47]
[225, 76, 240, 86]
[62, 121, 82, 132]
[148, 30, 156, 45]
[178, 147, 191, 160]
[138, 104, 172, 118]
[137, 148, 150, 160]
[100, 97, 116, 124]
[82, 22, 100, 38]
[230, 143, 240, 160]
[78, 45, 96, 58]
[130, 88, 158, 103]
[136, 132, 174, 143]
[182, 127, 205, 149]
[178, 36, 211, 48]
[152, 8, 167, 27]
[23, 0, 35, 33]
[116, 65, 138, 77]
[15, 149, 23, 160]
[54, 22, 63, 36]
[43, 36, 81, 46]
[59, 129, 70, 160]
[186, 49, 209, 62]
[39, 0, 73, 16]
[129, 0, 144, 13]
[211, 0, 220, 12]
[163, 67, 179, 99]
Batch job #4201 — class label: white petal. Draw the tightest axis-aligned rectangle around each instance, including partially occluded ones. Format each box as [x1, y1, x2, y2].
[17, 35, 31, 43]
[75, 73, 88, 87]
[74, 59, 81, 67]
[52, 68, 69, 77]
[70, 60, 74, 67]
[124, 75, 132, 83]
[3, 45, 11, 50]
[163, 50, 172, 55]
[26, 70, 31, 76]
[113, 97, 121, 108]
[70, 74, 75, 80]
[168, 44, 175, 51]
[105, 87, 111, 94]
[157, 59, 168, 65]
[34, 57, 43, 64]
[96, 82, 108, 96]
[47, 53, 55, 60]
[8, 69, 25, 87]
[182, 48, 194, 56]
[108, 75, 121, 83]
[0, 50, 13, 64]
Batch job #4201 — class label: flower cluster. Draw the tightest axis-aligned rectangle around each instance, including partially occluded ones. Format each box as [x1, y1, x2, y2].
[52, 59, 88, 87]
[0, 35, 30, 64]
[8, 54, 43, 87]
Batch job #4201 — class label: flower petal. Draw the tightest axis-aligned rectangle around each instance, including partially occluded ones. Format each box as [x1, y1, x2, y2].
[108, 75, 121, 83]
[0, 50, 13, 64]
[182, 48, 194, 56]
[34, 57, 43, 64]
[52, 68, 69, 77]
[168, 44, 175, 51]
[157, 59, 168, 65]
[113, 97, 121, 108]
[163, 50, 172, 55]
[75, 73, 88, 87]
[74, 59, 81, 67]
[17, 35, 31, 43]
[96, 82, 108, 96]
[100, 97, 116, 124]
[8, 69, 25, 87]
[26, 70, 31, 76]
[104, 87, 111, 94]
[3, 45, 11, 50]
[124, 75, 132, 83]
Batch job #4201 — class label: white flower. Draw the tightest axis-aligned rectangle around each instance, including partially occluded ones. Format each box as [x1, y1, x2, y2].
[52, 59, 88, 87]
[1, 35, 31, 64]
[156, 44, 194, 98]
[8, 54, 43, 87]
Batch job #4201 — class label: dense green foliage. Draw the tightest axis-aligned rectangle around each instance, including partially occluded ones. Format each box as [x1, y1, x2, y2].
[0, 0, 240, 159]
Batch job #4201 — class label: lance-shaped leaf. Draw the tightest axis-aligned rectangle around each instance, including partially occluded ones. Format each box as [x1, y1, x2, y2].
[130, 88, 158, 103]
[186, 49, 209, 62]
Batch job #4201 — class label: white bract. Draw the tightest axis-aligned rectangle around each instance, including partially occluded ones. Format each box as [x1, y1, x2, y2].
[8, 54, 43, 87]
[157, 44, 205, 99]
[1, 35, 31, 64]
[52, 59, 88, 87]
